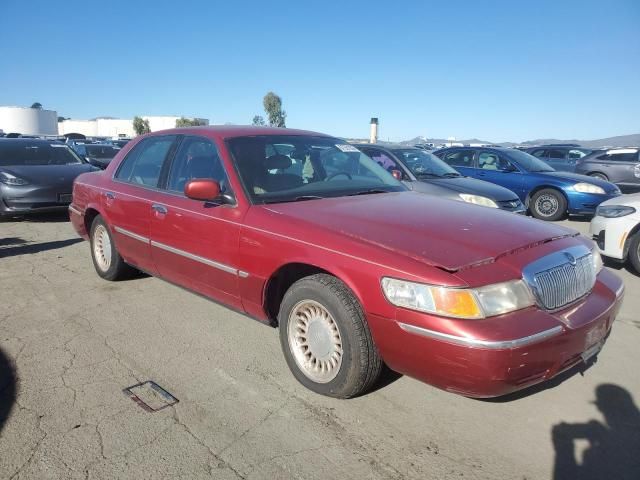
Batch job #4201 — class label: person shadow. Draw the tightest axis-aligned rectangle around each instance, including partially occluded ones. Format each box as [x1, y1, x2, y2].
[0, 346, 17, 434]
[552, 384, 640, 480]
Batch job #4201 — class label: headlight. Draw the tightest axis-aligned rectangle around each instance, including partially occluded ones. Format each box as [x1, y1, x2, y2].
[458, 194, 498, 208]
[596, 205, 636, 218]
[381, 277, 534, 319]
[592, 249, 603, 274]
[0, 172, 29, 186]
[572, 182, 605, 194]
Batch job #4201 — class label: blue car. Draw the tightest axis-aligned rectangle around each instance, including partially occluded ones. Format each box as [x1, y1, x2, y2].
[435, 147, 621, 221]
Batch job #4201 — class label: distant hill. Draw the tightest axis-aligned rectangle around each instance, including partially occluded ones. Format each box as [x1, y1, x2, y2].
[395, 133, 640, 148]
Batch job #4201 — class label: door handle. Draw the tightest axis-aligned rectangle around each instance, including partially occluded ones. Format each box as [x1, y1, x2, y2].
[105, 191, 115, 200]
[151, 204, 168, 214]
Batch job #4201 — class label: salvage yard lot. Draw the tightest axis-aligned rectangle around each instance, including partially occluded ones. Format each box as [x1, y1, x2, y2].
[1, 214, 639, 479]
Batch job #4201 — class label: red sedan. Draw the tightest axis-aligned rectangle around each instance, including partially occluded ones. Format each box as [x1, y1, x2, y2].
[69, 126, 625, 398]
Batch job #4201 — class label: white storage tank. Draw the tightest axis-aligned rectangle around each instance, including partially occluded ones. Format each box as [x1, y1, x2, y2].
[0, 106, 58, 136]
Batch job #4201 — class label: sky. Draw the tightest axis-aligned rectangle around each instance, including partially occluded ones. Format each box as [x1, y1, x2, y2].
[1, 0, 638, 142]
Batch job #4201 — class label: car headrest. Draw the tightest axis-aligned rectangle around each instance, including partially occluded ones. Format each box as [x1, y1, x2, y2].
[188, 155, 220, 179]
[265, 154, 292, 170]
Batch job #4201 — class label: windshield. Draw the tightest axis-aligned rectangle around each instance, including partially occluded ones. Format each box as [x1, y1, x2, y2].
[0, 142, 84, 166]
[227, 135, 406, 204]
[507, 149, 555, 172]
[86, 145, 120, 158]
[391, 149, 460, 177]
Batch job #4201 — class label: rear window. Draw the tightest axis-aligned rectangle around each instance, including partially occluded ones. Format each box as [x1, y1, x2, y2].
[0, 142, 83, 166]
[85, 145, 120, 158]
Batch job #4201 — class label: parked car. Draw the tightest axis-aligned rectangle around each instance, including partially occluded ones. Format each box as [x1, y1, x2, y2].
[83, 144, 121, 169]
[590, 193, 640, 273]
[434, 147, 621, 221]
[575, 147, 640, 191]
[354, 144, 525, 213]
[70, 126, 624, 399]
[525, 145, 593, 172]
[0, 138, 97, 218]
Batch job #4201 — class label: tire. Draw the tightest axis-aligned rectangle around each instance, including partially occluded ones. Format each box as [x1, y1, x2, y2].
[89, 215, 134, 281]
[530, 188, 567, 221]
[629, 233, 640, 274]
[589, 172, 608, 181]
[278, 274, 383, 398]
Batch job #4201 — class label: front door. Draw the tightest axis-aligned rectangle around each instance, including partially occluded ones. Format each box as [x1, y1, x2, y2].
[476, 151, 526, 199]
[149, 135, 244, 310]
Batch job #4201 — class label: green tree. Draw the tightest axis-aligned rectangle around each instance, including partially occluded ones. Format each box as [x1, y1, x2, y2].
[30, 102, 43, 109]
[262, 92, 286, 127]
[252, 115, 265, 126]
[175, 117, 207, 127]
[133, 116, 150, 135]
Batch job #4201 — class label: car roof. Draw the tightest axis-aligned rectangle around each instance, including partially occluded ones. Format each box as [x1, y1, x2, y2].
[147, 125, 332, 140]
[0, 138, 62, 146]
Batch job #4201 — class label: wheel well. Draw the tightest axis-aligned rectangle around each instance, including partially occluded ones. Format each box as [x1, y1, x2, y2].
[83, 208, 100, 235]
[587, 171, 608, 179]
[525, 186, 568, 210]
[623, 222, 640, 257]
[264, 263, 333, 326]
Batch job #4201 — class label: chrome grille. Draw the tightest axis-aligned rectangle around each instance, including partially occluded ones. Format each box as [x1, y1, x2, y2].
[523, 246, 597, 311]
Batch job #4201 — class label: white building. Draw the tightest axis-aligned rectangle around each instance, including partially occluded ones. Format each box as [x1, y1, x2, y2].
[0, 106, 58, 136]
[58, 115, 209, 138]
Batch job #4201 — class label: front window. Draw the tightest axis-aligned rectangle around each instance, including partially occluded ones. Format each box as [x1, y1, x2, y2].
[227, 135, 405, 204]
[0, 142, 83, 166]
[505, 149, 555, 172]
[391, 149, 461, 178]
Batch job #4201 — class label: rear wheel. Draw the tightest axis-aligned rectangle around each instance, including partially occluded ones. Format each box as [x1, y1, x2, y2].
[629, 233, 640, 274]
[589, 172, 608, 181]
[530, 189, 567, 221]
[90, 216, 134, 280]
[278, 274, 383, 398]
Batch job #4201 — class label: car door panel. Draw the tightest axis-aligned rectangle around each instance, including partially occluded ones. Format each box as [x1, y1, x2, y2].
[476, 151, 526, 199]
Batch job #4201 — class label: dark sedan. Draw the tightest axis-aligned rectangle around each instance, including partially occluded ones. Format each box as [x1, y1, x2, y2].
[355, 144, 526, 213]
[84, 144, 121, 169]
[0, 139, 97, 218]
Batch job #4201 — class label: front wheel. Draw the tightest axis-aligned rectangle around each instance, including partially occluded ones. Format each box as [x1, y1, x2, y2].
[530, 189, 567, 221]
[278, 274, 383, 398]
[90, 216, 134, 281]
[629, 233, 640, 274]
[589, 172, 609, 181]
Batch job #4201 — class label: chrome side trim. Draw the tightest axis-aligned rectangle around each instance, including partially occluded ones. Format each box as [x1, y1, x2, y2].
[397, 322, 564, 350]
[114, 226, 150, 244]
[238, 270, 250, 278]
[68, 205, 82, 216]
[150, 240, 238, 275]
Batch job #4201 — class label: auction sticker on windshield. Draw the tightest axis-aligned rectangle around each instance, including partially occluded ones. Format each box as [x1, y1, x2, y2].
[336, 144, 361, 153]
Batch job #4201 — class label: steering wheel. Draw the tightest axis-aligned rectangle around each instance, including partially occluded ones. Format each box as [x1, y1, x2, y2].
[325, 171, 352, 181]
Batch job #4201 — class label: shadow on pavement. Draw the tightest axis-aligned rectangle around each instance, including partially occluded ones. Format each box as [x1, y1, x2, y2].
[0, 211, 70, 223]
[603, 257, 640, 279]
[552, 384, 640, 480]
[0, 347, 17, 434]
[0, 238, 83, 258]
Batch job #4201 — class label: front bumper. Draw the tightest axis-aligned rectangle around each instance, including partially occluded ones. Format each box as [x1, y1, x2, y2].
[589, 214, 640, 260]
[0, 184, 73, 216]
[368, 269, 624, 398]
[566, 191, 621, 216]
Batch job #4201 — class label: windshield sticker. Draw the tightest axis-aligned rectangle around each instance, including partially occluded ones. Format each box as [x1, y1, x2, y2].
[336, 144, 361, 153]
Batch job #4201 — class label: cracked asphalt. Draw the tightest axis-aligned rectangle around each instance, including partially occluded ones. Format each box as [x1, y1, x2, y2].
[1, 213, 639, 479]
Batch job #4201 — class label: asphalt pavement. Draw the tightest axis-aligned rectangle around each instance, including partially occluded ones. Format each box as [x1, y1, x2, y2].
[1, 213, 639, 479]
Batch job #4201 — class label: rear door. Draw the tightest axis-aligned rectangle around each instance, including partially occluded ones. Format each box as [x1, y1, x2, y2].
[107, 135, 178, 275]
[149, 135, 244, 310]
[440, 149, 476, 177]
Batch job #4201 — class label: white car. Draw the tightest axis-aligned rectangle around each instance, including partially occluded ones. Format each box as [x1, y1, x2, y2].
[590, 193, 640, 272]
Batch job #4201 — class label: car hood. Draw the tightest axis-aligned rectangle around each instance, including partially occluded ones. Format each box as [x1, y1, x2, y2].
[261, 192, 577, 271]
[0, 163, 96, 186]
[599, 191, 640, 208]
[540, 171, 619, 193]
[422, 176, 519, 201]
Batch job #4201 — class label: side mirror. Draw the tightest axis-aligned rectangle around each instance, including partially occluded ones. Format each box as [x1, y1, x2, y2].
[390, 169, 403, 180]
[184, 179, 221, 201]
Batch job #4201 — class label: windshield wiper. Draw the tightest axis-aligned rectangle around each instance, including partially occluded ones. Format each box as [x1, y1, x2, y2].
[415, 173, 441, 178]
[441, 172, 462, 177]
[263, 195, 324, 204]
[347, 189, 389, 196]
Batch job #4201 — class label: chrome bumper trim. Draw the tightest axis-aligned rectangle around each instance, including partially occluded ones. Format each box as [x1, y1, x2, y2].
[615, 283, 625, 298]
[397, 322, 564, 349]
[114, 226, 150, 244]
[68, 205, 82, 216]
[150, 240, 238, 276]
